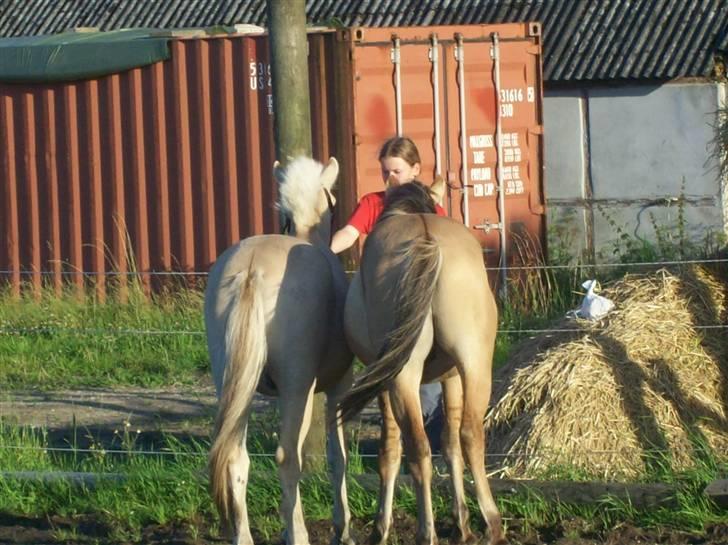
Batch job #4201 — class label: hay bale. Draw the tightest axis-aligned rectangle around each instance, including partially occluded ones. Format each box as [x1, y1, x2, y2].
[486, 266, 728, 480]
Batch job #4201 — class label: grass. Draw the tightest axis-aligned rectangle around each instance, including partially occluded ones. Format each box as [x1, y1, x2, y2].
[0, 211, 726, 540]
[0, 275, 581, 386]
[0, 284, 208, 388]
[503, 448, 728, 535]
[0, 420, 725, 541]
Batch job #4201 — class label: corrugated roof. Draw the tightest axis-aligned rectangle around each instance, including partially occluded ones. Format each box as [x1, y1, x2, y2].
[1, 0, 726, 82]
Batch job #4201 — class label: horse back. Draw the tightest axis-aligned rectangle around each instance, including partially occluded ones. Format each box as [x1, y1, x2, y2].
[363, 214, 497, 351]
[206, 235, 348, 391]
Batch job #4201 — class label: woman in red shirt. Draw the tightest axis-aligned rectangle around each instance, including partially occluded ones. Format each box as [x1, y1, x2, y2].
[330, 136, 446, 254]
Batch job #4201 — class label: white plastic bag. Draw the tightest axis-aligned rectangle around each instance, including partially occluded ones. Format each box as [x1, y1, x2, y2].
[568, 279, 614, 320]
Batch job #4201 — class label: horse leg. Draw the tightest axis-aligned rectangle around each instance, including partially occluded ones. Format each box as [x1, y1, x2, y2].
[458, 350, 505, 545]
[389, 376, 437, 545]
[277, 381, 317, 545]
[228, 424, 255, 545]
[440, 375, 477, 545]
[326, 368, 355, 545]
[368, 391, 402, 545]
[387, 317, 437, 545]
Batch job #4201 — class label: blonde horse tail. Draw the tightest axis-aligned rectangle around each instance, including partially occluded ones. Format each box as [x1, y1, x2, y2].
[339, 224, 442, 422]
[209, 267, 267, 530]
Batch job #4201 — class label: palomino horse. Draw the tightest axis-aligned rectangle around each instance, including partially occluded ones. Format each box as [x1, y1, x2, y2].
[205, 157, 355, 545]
[340, 181, 505, 545]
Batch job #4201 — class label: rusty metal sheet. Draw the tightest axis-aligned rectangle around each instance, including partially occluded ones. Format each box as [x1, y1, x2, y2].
[0, 32, 291, 294]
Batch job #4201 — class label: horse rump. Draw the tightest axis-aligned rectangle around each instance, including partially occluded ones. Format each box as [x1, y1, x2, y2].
[338, 223, 442, 422]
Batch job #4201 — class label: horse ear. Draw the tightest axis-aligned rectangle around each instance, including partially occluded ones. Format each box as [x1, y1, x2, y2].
[320, 157, 339, 190]
[273, 160, 285, 184]
[430, 174, 446, 205]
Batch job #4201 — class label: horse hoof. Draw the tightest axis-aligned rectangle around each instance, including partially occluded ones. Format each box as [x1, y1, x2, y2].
[330, 537, 356, 545]
[458, 535, 480, 545]
[366, 529, 386, 545]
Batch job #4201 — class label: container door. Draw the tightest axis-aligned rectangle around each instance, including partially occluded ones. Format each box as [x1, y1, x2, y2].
[443, 30, 546, 271]
[347, 24, 545, 272]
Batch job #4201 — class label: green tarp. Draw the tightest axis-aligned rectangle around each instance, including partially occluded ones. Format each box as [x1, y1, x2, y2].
[0, 27, 234, 83]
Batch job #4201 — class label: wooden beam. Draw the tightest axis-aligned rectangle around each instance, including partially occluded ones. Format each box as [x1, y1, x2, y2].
[353, 474, 677, 509]
[704, 479, 728, 509]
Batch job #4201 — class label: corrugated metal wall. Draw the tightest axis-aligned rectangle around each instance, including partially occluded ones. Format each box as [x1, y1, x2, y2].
[0, 32, 340, 297]
[1, 25, 546, 296]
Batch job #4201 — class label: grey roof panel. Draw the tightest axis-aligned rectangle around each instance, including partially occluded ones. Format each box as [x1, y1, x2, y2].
[1, 0, 726, 82]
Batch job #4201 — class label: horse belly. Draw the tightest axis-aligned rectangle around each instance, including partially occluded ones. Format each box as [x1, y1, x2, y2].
[264, 283, 332, 393]
[422, 346, 458, 383]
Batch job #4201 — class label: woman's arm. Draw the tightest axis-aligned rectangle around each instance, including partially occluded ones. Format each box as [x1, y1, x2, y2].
[330, 225, 360, 254]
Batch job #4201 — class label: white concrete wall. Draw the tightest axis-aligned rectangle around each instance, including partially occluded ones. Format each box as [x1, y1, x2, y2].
[543, 81, 726, 262]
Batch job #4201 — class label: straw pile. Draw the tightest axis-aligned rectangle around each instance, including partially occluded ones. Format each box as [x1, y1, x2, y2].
[485, 266, 728, 479]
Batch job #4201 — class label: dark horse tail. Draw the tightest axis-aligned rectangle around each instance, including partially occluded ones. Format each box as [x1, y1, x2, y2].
[339, 218, 442, 422]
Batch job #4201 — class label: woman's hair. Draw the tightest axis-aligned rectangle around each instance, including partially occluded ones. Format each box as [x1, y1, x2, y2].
[378, 136, 421, 167]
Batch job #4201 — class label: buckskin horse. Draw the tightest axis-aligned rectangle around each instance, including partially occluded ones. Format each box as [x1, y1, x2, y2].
[340, 181, 506, 545]
[205, 157, 354, 545]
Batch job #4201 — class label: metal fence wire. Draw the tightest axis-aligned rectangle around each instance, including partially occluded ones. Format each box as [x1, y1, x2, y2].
[0, 255, 726, 463]
[1, 257, 726, 336]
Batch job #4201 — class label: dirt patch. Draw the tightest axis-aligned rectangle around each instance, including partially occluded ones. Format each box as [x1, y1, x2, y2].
[0, 385, 382, 454]
[0, 385, 219, 437]
[0, 513, 726, 545]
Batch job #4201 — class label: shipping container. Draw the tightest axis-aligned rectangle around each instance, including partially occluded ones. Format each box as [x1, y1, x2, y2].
[333, 23, 546, 279]
[0, 23, 544, 296]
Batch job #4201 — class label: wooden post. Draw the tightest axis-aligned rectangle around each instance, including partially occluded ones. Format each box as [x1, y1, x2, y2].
[704, 479, 728, 509]
[267, 0, 327, 472]
[267, 0, 312, 160]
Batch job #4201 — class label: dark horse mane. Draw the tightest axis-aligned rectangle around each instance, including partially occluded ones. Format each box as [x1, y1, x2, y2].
[378, 181, 437, 224]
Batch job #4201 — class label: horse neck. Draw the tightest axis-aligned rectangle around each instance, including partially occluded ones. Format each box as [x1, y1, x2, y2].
[305, 224, 331, 250]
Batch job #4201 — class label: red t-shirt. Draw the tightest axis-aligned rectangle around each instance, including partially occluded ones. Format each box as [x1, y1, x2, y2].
[347, 191, 447, 235]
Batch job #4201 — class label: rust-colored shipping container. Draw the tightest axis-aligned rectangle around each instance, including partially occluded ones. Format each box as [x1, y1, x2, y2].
[333, 23, 545, 279]
[0, 28, 336, 297]
[0, 23, 544, 296]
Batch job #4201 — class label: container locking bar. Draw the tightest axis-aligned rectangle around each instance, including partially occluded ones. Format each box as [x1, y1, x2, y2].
[429, 34, 442, 178]
[390, 35, 403, 136]
[492, 31, 508, 303]
[455, 33, 469, 227]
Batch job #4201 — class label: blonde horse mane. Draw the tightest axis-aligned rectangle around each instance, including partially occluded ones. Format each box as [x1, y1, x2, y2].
[276, 157, 338, 231]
